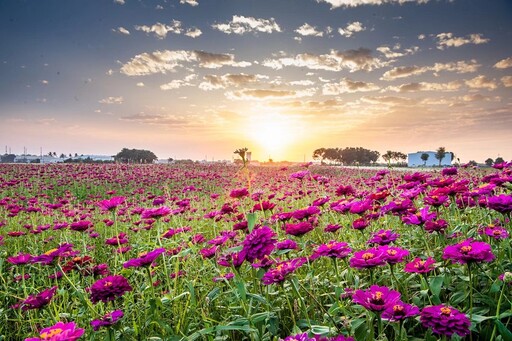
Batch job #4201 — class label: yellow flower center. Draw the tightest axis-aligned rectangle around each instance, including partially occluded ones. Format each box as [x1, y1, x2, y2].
[440, 307, 451, 315]
[493, 230, 502, 236]
[104, 281, 113, 287]
[393, 304, 404, 312]
[460, 246, 472, 253]
[374, 291, 383, 300]
[415, 260, 426, 268]
[40, 328, 63, 338]
[387, 250, 397, 256]
[138, 252, 148, 257]
[362, 252, 374, 260]
[44, 248, 58, 256]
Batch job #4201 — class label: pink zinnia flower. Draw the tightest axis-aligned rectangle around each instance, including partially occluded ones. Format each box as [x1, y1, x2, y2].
[380, 246, 409, 265]
[88, 275, 132, 304]
[404, 257, 436, 274]
[7, 252, 33, 265]
[310, 241, 352, 260]
[420, 305, 470, 337]
[123, 248, 165, 268]
[97, 196, 125, 211]
[141, 206, 172, 219]
[285, 222, 314, 237]
[15, 286, 57, 311]
[241, 226, 276, 263]
[262, 257, 307, 285]
[90, 310, 124, 331]
[352, 285, 401, 312]
[442, 239, 495, 264]
[229, 188, 249, 199]
[367, 229, 399, 245]
[25, 321, 84, 341]
[349, 248, 386, 269]
[382, 301, 420, 322]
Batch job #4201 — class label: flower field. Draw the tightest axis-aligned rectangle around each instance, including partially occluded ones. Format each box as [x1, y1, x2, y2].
[0, 163, 511, 340]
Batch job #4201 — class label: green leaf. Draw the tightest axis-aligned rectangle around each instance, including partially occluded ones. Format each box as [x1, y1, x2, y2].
[495, 319, 512, 341]
[429, 275, 444, 297]
[310, 325, 332, 335]
[247, 212, 256, 232]
[470, 314, 494, 324]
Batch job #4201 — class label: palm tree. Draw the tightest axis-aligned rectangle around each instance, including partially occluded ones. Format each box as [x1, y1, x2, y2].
[435, 147, 446, 166]
[234, 147, 249, 168]
[421, 153, 430, 166]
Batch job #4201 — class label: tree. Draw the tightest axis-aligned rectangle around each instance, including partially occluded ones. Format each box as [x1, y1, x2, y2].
[0, 154, 16, 163]
[435, 147, 447, 166]
[485, 158, 494, 167]
[382, 151, 393, 165]
[115, 148, 158, 164]
[234, 147, 249, 167]
[59, 153, 66, 159]
[312, 148, 327, 163]
[421, 153, 430, 166]
[495, 157, 505, 164]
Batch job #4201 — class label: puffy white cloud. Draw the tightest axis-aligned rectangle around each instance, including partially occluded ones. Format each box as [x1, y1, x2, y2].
[226, 88, 316, 100]
[465, 75, 498, 90]
[99, 96, 124, 104]
[212, 15, 281, 35]
[295, 23, 323, 37]
[376, 45, 418, 59]
[290, 80, 316, 86]
[160, 80, 187, 90]
[316, 0, 429, 8]
[494, 57, 512, 69]
[199, 73, 264, 91]
[263, 48, 385, 72]
[135, 20, 183, 39]
[180, 0, 198, 6]
[338, 21, 365, 37]
[113, 27, 130, 35]
[386, 81, 462, 92]
[436, 32, 489, 49]
[185, 27, 202, 38]
[40, 80, 49, 84]
[501, 76, 512, 87]
[136, 82, 145, 87]
[322, 78, 379, 95]
[381, 60, 480, 81]
[114, 0, 125, 5]
[120, 50, 251, 76]
[120, 113, 191, 126]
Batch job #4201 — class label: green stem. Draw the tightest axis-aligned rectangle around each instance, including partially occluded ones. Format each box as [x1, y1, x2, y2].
[489, 282, 506, 341]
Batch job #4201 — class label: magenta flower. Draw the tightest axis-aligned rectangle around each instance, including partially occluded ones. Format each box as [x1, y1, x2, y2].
[310, 241, 352, 260]
[486, 194, 512, 214]
[382, 301, 420, 322]
[423, 194, 449, 207]
[251, 201, 276, 212]
[482, 225, 509, 240]
[141, 206, 172, 219]
[290, 170, 310, 180]
[324, 224, 343, 233]
[241, 226, 276, 263]
[349, 199, 373, 215]
[401, 206, 436, 226]
[229, 188, 249, 198]
[349, 248, 386, 269]
[424, 219, 448, 234]
[442, 239, 495, 264]
[123, 248, 165, 268]
[97, 196, 125, 211]
[213, 273, 235, 282]
[285, 222, 314, 237]
[292, 206, 321, 220]
[199, 246, 218, 259]
[313, 335, 355, 341]
[404, 257, 436, 273]
[352, 285, 401, 312]
[70, 220, 93, 232]
[25, 321, 84, 341]
[420, 305, 470, 337]
[262, 257, 307, 285]
[380, 246, 409, 265]
[91, 310, 124, 331]
[367, 229, 399, 245]
[281, 332, 315, 341]
[7, 252, 33, 265]
[89, 275, 132, 304]
[276, 239, 298, 250]
[15, 286, 57, 311]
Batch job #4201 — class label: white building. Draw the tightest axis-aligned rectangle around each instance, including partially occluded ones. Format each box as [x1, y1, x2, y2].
[408, 151, 452, 167]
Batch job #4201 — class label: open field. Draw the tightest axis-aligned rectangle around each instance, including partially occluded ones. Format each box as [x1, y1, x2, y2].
[0, 163, 511, 340]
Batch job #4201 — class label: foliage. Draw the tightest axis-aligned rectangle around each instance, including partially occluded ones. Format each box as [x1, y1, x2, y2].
[0, 153, 16, 163]
[312, 147, 379, 165]
[435, 146, 447, 166]
[114, 148, 157, 164]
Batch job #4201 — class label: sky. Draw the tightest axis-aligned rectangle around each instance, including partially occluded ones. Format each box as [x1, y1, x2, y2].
[1, 0, 511, 163]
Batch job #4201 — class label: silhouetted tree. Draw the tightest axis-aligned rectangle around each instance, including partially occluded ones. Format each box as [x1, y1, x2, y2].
[485, 158, 494, 167]
[421, 153, 430, 166]
[0, 154, 16, 163]
[495, 156, 505, 164]
[115, 148, 158, 163]
[435, 147, 447, 166]
[234, 147, 249, 167]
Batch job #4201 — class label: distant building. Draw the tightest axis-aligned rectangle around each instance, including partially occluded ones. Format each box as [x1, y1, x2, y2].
[14, 155, 64, 163]
[73, 155, 114, 162]
[408, 151, 452, 167]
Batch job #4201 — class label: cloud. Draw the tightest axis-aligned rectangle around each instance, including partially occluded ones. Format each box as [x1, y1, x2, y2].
[113, 27, 130, 35]
[136, 82, 145, 87]
[120, 50, 250, 76]
[160, 80, 188, 90]
[199, 73, 264, 91]
[295, 23, 324, 37]
[435, 32, 489, 49]
[135, 20, 183, 39]
[465, 75, 498, 90]
[185, 27, 202, 38]
[338, 21, 365, 37]
[226, 88, 316, 100]
[290, 80, 316, 86]
[376, 45, 419, 59]
[120, 113, 191, 126]
[212, 15, 281, 35]
[501, 76, 512, 87]
[361, 96, 417, 106]
[99, 96, 124, 104]
[263, 48, 385, 72]
[494, 57, 512, 69]
[381, 60, 480, 80]
[180, 0, 198, 6]
[114, 0, 125, 5]
[386, 81, 462, 92]
[322, 78, 379, 95]
[316, 0, 430, 9]
[40, 80, 49, 84]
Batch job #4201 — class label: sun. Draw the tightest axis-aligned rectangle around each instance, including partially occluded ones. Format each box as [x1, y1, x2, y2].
[247, 113, 297, 159]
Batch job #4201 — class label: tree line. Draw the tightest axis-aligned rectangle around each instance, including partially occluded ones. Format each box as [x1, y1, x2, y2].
[312, 147, 380, 165]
